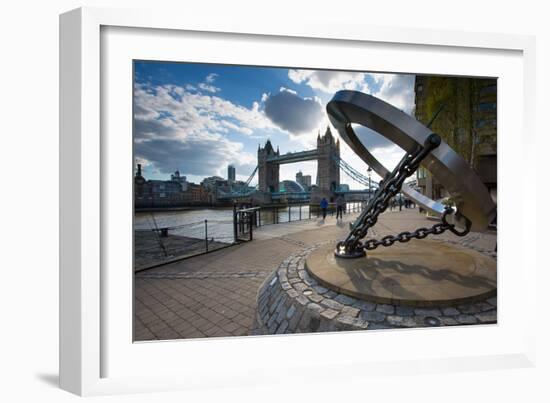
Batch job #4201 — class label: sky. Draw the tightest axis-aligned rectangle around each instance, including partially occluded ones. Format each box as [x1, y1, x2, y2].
[133, 61, 416, 189]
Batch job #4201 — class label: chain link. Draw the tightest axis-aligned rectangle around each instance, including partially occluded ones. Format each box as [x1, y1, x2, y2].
[361, 211, 459, 251]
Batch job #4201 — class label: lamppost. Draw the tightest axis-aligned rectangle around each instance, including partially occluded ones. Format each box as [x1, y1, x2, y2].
[367, 166, 372, 202]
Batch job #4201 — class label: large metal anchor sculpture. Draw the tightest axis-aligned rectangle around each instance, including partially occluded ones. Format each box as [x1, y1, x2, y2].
[326, 91, 496, 259]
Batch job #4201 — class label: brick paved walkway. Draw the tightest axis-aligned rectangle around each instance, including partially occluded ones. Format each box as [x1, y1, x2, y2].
[134, 209, 496, 341]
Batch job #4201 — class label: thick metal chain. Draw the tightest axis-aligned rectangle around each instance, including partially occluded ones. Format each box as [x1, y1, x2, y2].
[336, 133, 471, 257]
[362, 208, 470, 250]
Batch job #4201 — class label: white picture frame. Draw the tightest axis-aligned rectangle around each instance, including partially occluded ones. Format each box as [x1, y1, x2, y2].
[60, 6, 537, 396]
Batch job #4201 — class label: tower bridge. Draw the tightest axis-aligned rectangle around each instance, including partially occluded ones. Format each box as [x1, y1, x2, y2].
[217, 126, 380, 203]
[258, 127, 340, 203]
[265, 149, 318, 164]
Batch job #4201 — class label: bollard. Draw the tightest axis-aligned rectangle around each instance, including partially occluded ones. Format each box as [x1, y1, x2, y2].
[240, 211, 244, 233]
[299, 205, 302, 221]
[233, 204, 237, 243]
[288, 205, 291, 222]
[249, 213, 253, 241]
[205, 219, 208, 252]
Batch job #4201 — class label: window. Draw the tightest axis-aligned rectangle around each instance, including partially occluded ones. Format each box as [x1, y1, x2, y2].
[456, 128, 467, 144]
[477, 102, 496, 112]
[475, 119, 497, 128]
[479, 85, 497, 95]
[417, 167, 427, 179]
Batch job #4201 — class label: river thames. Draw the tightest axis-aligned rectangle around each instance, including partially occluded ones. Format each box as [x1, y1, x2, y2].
[134, 205, 316, 243]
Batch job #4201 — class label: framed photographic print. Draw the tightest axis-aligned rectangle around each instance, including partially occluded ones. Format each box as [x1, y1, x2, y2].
[60, 6, 536, 396]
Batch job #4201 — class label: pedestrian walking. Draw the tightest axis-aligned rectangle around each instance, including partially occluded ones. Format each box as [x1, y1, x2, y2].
[336, 194, 345, 220]
[320, 197, 329, 220]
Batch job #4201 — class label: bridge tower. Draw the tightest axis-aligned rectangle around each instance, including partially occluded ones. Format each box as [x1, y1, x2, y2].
[258, 140, 280, 193]
[314, 126, 340, 202]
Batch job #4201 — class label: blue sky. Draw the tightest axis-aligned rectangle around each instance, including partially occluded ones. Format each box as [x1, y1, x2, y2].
[133, 61, 416, 189]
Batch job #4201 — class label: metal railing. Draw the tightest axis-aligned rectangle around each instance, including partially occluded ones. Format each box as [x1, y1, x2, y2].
[233, 201, 365, 234]
[233, 205, 260, 242]
[134, 217, 236, 271]
[134, 201, 366, 271]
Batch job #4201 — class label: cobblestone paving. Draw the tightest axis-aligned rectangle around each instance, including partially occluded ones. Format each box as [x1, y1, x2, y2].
[255, 246, 497, 335]
[134, 209, 497, 341]
[134, 237, 303, 340]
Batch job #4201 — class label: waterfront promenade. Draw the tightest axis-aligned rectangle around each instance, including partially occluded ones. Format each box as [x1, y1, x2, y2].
[134, 209, 496, 341]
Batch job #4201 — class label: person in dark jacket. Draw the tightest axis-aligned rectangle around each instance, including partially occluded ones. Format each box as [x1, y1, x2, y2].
[320, 197, 329, 220]
[336, 195, 345, 220]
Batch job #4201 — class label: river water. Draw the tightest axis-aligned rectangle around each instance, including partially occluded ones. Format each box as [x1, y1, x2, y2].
[135, 203, 363, 243]
[134, 205, 314, 243]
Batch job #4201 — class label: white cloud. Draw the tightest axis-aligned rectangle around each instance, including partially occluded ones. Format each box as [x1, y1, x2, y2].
[279, 87, 297, 95]
[197, 83, 220, 93]
[133, 68, 416, 186]
[288, 69, 415, 115]
[134, 82, 275, 141]
[133, 82, 276, 176]
[220, 120, 253, 135]
[205, 73, 218, 83]
[288, 70, 415, 182]
[263, 88, 324, 135]
[368, 73, 415, 114]
[288, 69, 370, 94]
[193, 73, 222, 93]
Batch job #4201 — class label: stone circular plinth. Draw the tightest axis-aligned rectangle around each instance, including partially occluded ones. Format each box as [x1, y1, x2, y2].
[306, 239, 496, 307]
[254, 243, 497, 335]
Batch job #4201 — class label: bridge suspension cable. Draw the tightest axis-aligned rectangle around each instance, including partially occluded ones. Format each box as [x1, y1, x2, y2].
[243, 165, 258, 188]
[333, 153, 419, 192]
[331, 153, 376, 189]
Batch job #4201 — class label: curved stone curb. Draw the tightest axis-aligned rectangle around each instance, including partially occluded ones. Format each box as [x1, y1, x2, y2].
[255, 245, 497, 334]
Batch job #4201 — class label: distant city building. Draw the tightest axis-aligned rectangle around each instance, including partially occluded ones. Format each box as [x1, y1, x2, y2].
[134, 163, 210, 207]
[279, 180, 305, 193]
[201, 175, 234, 203]
[186, 183, 208, 203]
[295, 171, 312, 190]
[134, 163, 147, 197]
[135, 177, 183, 206]
[171, 170, 188, 191]
[414, 76, 497, 204]
[148, 180, 182, 199]
[201, 176, 226, 191]
[227, 165, 236, 183]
